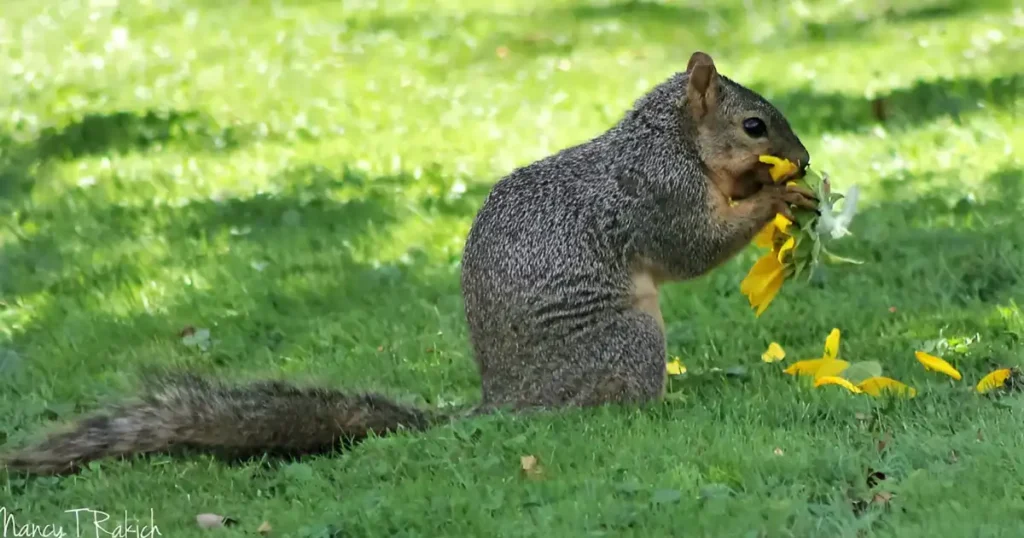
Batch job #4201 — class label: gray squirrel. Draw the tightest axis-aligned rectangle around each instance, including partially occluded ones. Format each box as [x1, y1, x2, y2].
[2, 51, 816, 475]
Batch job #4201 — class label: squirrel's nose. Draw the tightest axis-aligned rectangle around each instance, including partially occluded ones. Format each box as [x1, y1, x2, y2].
[795, 153, 810, 177]
[788, 159, 808, 179]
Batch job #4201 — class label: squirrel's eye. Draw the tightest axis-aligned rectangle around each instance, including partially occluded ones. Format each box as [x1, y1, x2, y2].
[742, 118, 767, 138]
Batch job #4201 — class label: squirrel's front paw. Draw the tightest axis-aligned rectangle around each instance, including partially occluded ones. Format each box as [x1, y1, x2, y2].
[761, 183, 819, 221]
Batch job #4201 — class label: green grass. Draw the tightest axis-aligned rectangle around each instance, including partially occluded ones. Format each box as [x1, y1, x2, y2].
[2, 0, 1023, 535]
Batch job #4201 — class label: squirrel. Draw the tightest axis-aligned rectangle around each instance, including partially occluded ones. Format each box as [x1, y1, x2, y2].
[1, 52, 816, 476]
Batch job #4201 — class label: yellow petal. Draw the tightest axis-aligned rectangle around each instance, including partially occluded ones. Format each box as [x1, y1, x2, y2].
[758, 155, 799, 182]
[666, 358, 687, 376]
[772, 213, 792, 235]
[813, 376, 863, 394]
[814, 359, 850, 379]
[777, 236, 796, 264]
[752, 222, 775, 248]
[762, 342, 786, 363]
[740, 251, 783, 296]
[784, 358, 849, 377]
[823, 328, 841, 360]
[752, 213, 792, 249]
[752, 266, 786, 317]
[976, 368, 1012, 394]
[858, 376, 917, 398]
[914, 351, 962, 380]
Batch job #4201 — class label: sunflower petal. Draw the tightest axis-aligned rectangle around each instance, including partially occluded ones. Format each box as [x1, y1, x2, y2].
[772, 213, 793, 235]
[666, 358, 687, 376]
[741, 252, 787, 316]
[784, 359, 825, 376]
[784, 358, 849, 377]
[976, 368, 1012, 394]
[858, 376, 917, 398]
[814, 359, 849, 379]
[777, 236, 796, 263]
[752, 222, 775, 249]
[740, 252, 782, 296]
[752, 267, 786, 317]
[758, 155, 798, 182]
[823, 328, 841, 360]
[914, 350, 962, 380]
[762, 342, 786, 363]
[814, 376, 863, 394]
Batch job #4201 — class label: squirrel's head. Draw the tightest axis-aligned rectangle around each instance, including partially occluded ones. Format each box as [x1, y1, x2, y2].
[681, 51, 810, 194]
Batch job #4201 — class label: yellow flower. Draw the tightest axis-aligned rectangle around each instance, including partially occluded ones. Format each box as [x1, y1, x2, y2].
[739, 250, 787, 317]
[976, 368, 1012, 394]
[758, 155, 798, 182]
[858, 376, 917, 398]
[666, 358, 687, 376]
[762, 342, 786, 363]
[914, 351, 962, 380]
[783, 328, 848, 379]
[813, 376, 862, 394]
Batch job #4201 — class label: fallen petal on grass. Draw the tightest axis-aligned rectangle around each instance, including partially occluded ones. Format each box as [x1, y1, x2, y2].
[762, 342, 786, 363]
[520, 455, 544, 479]
[858, 376, 917, 398]
[915, 351, 962, 380]
[814, 376, 863, 393]
[784, 358, 850, 378]
[666, 358, 687, 376]
[976, 368, 1013, 394]
[824, 328, 841, 360]
[816, 359, 849, 379]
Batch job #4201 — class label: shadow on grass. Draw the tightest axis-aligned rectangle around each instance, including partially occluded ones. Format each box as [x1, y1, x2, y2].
[346, 0, 1017, 135]
[359, 0, 1006, 59]
[0, 157, 497, 475]
[764, 73, 1022, 134]
[352, 1, 737, 62]
[0, 159, 489, 416]
[0, 159, 485, 310]
[799, 0, 1009, 42]
[0, 108, 269, 213]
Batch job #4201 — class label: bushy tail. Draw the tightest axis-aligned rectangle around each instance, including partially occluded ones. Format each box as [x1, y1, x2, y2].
[1, 372, 437, 476]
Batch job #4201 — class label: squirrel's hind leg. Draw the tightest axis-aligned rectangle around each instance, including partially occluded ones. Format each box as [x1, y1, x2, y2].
[564, 309, 667, 408]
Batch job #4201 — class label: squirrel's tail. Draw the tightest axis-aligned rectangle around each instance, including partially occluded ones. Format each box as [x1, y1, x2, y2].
[1, 372, 437, 476]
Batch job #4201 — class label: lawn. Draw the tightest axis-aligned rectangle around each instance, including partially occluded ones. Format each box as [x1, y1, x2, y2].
[1, 0, 1023, 535]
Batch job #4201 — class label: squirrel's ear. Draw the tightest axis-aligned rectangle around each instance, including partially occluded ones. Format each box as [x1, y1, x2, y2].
[686, 51, 715, 73]
[685, 51, 718, 119]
